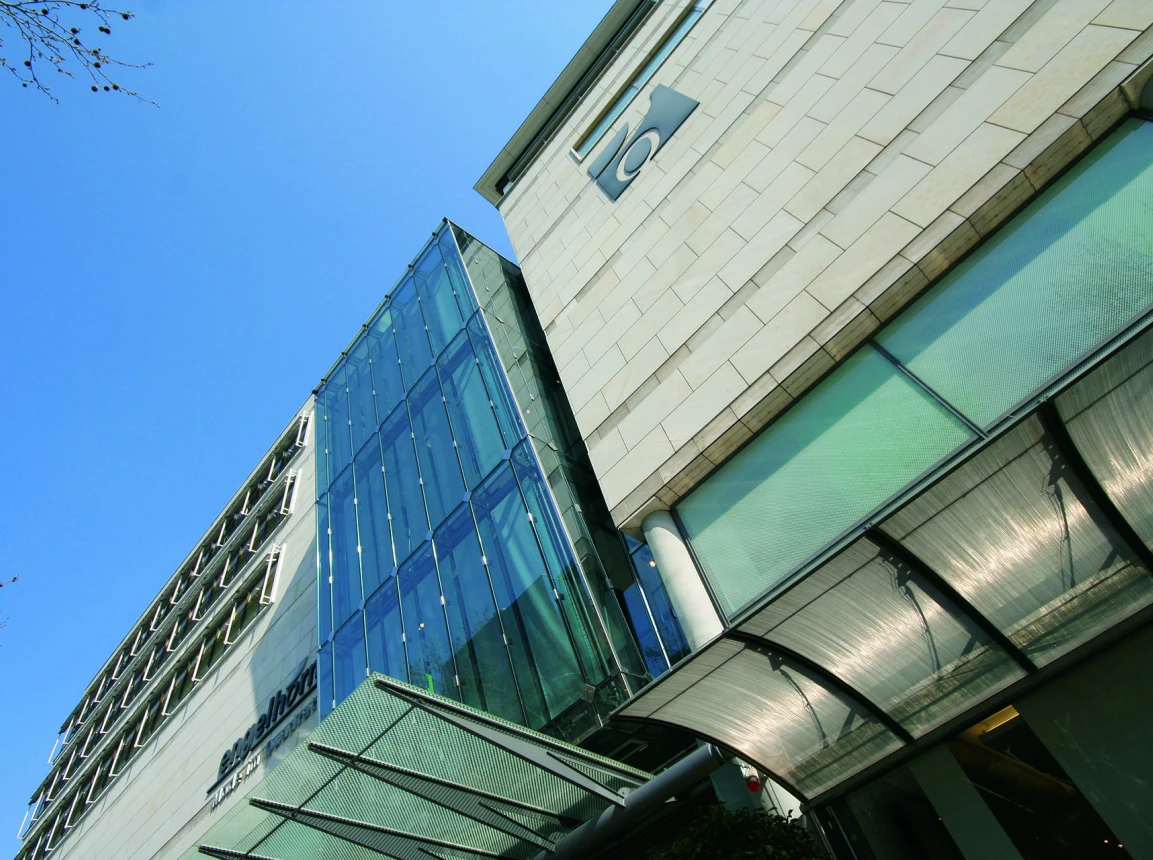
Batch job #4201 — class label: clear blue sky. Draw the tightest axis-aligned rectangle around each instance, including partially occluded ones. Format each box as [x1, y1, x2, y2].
[0, 0, 612, 842]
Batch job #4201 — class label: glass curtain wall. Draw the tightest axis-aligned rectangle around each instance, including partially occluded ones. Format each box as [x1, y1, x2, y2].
[678, 118, 1153, 619]
[315, 223, 646, 739]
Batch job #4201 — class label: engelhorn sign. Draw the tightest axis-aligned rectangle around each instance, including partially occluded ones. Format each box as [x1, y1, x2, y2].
[587, 85, 698, 200]
[210, 659, 317, 790]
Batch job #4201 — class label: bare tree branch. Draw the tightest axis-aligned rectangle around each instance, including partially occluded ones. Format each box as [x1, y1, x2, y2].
[0, 1, 152, 103]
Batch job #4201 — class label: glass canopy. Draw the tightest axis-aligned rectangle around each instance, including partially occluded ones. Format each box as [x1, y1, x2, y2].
[185, 675, 651, 860]
[619, 323, 1153, 802]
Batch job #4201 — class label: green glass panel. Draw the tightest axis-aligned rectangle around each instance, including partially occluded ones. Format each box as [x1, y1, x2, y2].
[877, 119, 1153, 428]
[365, 577, 406, 682]
[677, 346, 974, 617]
[397, 542, 455, 698]
[367, 307, 405, 418]
[413, 243, 465, 355]
[329, 465, 362, 628]
[439, 329, 507, 488]
[346, 336, 376, 454]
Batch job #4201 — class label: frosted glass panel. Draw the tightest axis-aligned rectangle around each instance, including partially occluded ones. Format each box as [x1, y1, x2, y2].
[877, 119, 1153, 427]
[678, 346, 974, 617]
[742, 539, 1024, 736]
[882, 416, 1150, 665]
[1057, 327, 1153, 550]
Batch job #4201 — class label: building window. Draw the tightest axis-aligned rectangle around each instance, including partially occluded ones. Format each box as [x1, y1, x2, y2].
[572, 0, 711, 161]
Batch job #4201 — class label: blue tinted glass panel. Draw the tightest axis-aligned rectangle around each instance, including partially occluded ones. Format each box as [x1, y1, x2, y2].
[397, 542, 455, 697]
[317, 641, 334, 717]
[622, 582, 669, 677]
[468, 313, 524, 448]
[633, 544, 691, 664]
[353, 439, 392, 597]
[511, 442, 608, 683]
[877, 119, 1153, 427]
[409, 369, 465, 529]
[379, 403, 428, 565]
[333, 613, 365, 705]
[368, 308, 405, 418]
[329, 466, 363, 627]
[414, 245, 465, 355]
[323, 367, 352, 477]
[392, 277, 433, 387]
[474, 463, 584, 723]
[439, 231, 477, 315]
[439, 331, 506, 488]
[317, 494, 332, 645]
[678, 346, 974, 617]
[346, 337, 377, 454]
[365, 577, 406, 682]
[434, 504, 524, 723]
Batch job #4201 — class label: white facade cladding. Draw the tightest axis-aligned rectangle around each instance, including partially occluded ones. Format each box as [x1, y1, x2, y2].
[478, 0, 1153, 531]
[478, 0, 1153, 856]
[15, 406, 319, 860]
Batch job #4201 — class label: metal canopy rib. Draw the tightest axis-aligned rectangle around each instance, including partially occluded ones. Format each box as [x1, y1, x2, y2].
[308, 741, 572, 849]
[250, 796, 504, 860]
[198, 847, 282, 860]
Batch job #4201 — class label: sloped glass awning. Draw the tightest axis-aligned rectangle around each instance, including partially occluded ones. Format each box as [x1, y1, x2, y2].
[618, 321, 1153, 804]
[185, 675, 652, 860]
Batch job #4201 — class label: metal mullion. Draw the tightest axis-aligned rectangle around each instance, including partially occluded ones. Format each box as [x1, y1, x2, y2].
[868, 529, 1037, 673]
[870, 340, 988, 438]
[632, 571, 672, 671]
[1036, 401, 1153, 576]
[161, 674, 178, 717]
[425, 534, 466, 700]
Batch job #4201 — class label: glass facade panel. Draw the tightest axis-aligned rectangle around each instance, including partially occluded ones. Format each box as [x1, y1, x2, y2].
[353, 439, 392, 597]
[367, 307, 405, 418]
[409, 368, 465, 529]
[379, 402, 427, 563]
[881, 416, 1149, 666]
[434, 503, 523, 723]
[467, 313, 523, 449]
[397, 542, 454, 696]
[439, 328, 506, 487]
[392, 276, 433, 386]
[317, 494, 332, 645]
[364, 578, 406, 682]
[414, 243, 466, 354]
[332, 614, 365, 705]
[317, 640, 334, 712]
[631, 544, 691, 666]
[322, 366, 351, 481]
[678, 346, 974, 617]
[346, 336, 376, 454]
[328, 465, 362, 629]
[315, 224, 647, 731]
[876, 119, 1153, 428]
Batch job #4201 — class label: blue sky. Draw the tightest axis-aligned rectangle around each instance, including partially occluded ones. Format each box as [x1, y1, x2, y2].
[0, 0, 612, 841]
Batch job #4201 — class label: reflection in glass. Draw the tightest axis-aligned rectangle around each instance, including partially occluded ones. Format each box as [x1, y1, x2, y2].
[881, 416, 1149, 665]
[367, 308, 405, 418]
[409, 369, 465, 530]
[414, 244, 465, 354]
[743, 539, 1023, 736]
[392, 277, 433, 387]
[876, 119, 1153, 428]
[622, 582, 669, 677]
[365, 578, 406, 682]
[379, 403, 427, 564]
[1057, 327, 1153, 550]
[678, 346, 974, 617]
[439, 230, 477, 315]
[434, 504, 524, 723]
[353, 439, 392, 597]
[317, 494, 332, 645]
[322, 367, 351, 479]
[439, 330, 506, 487]
[346, 337, 376, 454]
[329, 466, 362, 629]
[333, 614, 365, 705]
[397, 542, 454, 697]
[468, 314, 523, 449]
[632, 544, 691, 666]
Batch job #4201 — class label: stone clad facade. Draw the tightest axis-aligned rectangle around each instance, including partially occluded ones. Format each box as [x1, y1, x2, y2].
[489, 0, 1153, 530]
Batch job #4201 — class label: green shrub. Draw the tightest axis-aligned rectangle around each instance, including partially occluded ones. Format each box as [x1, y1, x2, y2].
[664, 804, 827, 860]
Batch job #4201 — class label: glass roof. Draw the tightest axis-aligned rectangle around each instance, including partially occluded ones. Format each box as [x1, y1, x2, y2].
[186, 675, 650, 860]
[618, 323, 1153, 803]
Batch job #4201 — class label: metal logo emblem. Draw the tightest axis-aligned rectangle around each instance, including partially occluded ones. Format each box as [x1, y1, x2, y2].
[587, 85, 698, 201]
